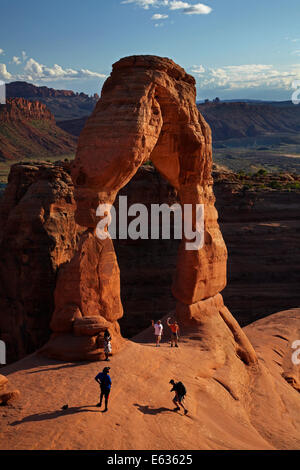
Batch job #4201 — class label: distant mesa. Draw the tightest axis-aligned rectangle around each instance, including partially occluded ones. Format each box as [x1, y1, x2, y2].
[198, 100, 300, 141]
[0, 97, 76, 161]
[6, 81, 98, 122]
[6, 81, 77, 99]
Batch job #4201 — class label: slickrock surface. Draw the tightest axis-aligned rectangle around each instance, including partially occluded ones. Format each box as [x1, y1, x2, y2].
[0, 309, 299, 450]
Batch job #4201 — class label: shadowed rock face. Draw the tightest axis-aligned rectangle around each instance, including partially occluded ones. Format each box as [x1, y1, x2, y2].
[0, 162, 78, 362]
[43, 55, 256, 364]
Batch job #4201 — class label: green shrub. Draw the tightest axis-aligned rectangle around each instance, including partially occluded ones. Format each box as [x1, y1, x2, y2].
[269, 181, 282, 189]
[256, 168, 268, 176]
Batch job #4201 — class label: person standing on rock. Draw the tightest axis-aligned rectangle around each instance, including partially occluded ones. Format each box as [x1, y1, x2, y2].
[151, 319, 163, 347]
[104, 329, 112, 361]
[169, 379, 188, 415]
[95, 367, 111, 412]
[167, 317, 180, 348]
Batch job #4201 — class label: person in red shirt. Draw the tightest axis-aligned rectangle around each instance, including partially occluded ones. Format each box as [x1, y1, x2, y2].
[167, 317, 180, 348]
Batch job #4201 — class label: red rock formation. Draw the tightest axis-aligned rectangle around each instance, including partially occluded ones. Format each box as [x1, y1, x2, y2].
[0, 162, 78, 362]
[0, 374, 20, 405]
[43, 55, 255, 363]
[0, 98, 54, 123]
[2, 161, 298, 363]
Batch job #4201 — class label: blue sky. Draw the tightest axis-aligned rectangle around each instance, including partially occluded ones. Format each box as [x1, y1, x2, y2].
[1, 0, 300, 100]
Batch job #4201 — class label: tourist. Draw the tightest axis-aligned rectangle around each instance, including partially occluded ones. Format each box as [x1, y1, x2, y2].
[151, 319, 163, 347]
[167, 317, 180, 347]
[104, 329, 112, 361]
[95, 367, 112, 412]
[169, 379, 188, 415]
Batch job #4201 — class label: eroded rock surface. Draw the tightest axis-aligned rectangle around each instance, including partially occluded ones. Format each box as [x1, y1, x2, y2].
[0, 374, 20, 406]
[0, 162, 78, 362]
[43, 55, 255, 363]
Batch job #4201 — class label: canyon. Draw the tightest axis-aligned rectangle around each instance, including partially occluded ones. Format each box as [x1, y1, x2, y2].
[0, 162, 299, 363]
[0, 56, 299, 450]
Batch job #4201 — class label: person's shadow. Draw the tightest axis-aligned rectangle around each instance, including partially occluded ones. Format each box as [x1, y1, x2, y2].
[134, 403, 172, 415]
[10, 405, 99, 426]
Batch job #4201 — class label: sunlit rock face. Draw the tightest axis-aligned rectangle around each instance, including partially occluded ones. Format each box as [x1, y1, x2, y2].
[44, 55, 255, 364]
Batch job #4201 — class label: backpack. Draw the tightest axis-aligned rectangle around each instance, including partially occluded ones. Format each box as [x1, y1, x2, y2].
[176, 381, 187, 398]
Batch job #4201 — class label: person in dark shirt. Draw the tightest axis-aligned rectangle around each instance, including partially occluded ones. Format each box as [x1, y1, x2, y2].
[169, 379, 188, 415]
[95, 367, 112, 412]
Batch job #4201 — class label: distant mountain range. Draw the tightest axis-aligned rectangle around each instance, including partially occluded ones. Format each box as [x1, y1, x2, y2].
[6, 81, 98, 121]
[3, 81, 300, 170]
[198, 101, 300, 141]
[198, 99, 296, 107]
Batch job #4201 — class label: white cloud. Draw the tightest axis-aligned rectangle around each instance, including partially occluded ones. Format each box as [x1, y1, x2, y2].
[24, 58, 44, 77]
[169, 1, 189, 9]
[152, 13, 168, 19]
[21, 58, 106, 81]
[12, 56, 21, 65]
[190, 63, 300, 91]
[183, 3, 212, 14]
[121, 0, 168, 9]
[191, 64, 205, 73]
[0, 55, 106, 83]
[0, 64, 12, 80]
[121, 0, 212, 16]
[169, 1, 211, 14]
[291, 50, 300, 56]
[0, 49, 4, 55]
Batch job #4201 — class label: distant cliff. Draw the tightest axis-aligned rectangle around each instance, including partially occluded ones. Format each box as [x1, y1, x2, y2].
[198, 101, 300, 141]
[0, 98, 54, 122]
[1, 162, 299, 362]
[6, 81, 76, 99]
[6, 81, 98, 121]
[0, 98, 76, 160]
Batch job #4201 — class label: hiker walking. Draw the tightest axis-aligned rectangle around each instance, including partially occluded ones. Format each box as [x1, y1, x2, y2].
[167, 317, 180, 348]
[104, 329, 112, 361]
[151, 319, 163, 347]
[95, 367, 111, 412]
[169, 379, 188, 415]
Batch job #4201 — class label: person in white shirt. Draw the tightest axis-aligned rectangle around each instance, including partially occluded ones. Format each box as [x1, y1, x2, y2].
[151, 319, 163, 347]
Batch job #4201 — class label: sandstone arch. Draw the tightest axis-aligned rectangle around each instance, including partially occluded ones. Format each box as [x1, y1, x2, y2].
[42, 56, 256, 364]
